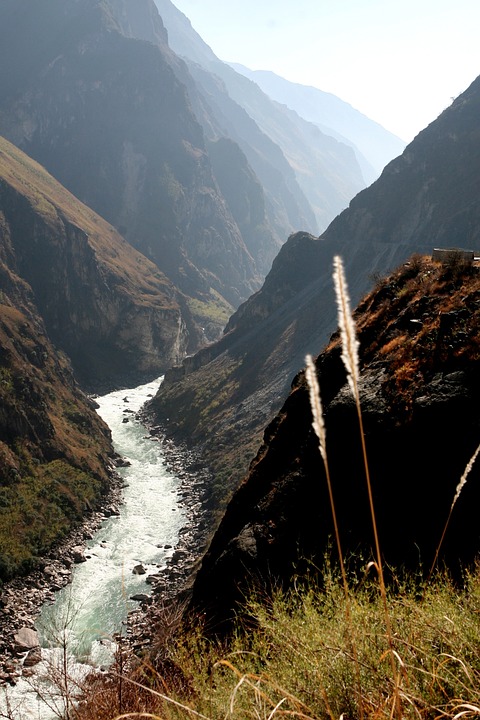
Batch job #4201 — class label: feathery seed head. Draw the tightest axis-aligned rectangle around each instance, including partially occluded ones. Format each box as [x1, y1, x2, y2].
[451, 441, 480, 510]
[305, 354, 327, 462]
[333, 255, 360, 401]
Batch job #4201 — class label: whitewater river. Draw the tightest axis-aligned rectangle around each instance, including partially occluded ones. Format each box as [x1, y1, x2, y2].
[0, 377, 186, 719]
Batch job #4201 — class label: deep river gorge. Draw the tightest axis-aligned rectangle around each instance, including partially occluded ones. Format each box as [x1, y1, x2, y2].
[0, 377, 187, 719]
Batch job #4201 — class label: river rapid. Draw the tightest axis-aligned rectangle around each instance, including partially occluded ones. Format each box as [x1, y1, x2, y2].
[0, 377, 191, 719]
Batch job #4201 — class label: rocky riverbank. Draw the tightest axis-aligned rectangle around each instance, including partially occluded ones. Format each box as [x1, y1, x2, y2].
[0, 418, 213, 687]
[0, 461, 125, 686]
[123, 422, 213, 655]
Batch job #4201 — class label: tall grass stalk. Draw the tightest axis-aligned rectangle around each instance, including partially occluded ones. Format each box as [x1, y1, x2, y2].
[333, 255, 401, 719]
[427, 440, 480, 583]
[305, 354, 364, 718]
[305, 355, 346, 585]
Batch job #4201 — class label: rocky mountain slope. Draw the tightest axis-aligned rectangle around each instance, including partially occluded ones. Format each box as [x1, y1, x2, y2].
[189, 254, 480, 625]
[0, 135, 188, 391]
[0, 263, 113, 582]
[153, 0, 368, 233]
[0, 0, 263, 340]
[148, 72, 480, 510]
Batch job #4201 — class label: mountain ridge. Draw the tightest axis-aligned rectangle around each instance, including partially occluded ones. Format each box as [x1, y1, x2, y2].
[0, 0, 265, 342]
[230, 63, 406, 180]
[153, 0, 368, 232]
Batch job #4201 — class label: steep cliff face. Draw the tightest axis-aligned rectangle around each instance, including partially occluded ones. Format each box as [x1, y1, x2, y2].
[207, 138, 278, 277]
[320, 75, 480, 258]
[182, 61, 320, 235]
[0, 136, 188, 391]
[149, 73, 480, 507]
[198, 61, 364, 232]
[0, 0, 261, 340]
[110, 0, 295, 280]
[189, 256, 480, 625]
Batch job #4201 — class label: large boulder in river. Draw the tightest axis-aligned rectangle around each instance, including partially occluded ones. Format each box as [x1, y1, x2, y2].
[14, 627, 39, 653]
[71, 547, 87, 564]
[23, 647, 43, 667]
[133, 564, 147, 575]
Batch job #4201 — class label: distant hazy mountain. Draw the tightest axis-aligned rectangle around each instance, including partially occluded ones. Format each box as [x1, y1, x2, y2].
[153, 0, 368, 232]
[230, 64, 407, 182]
[149, 73, 480, 507]
[183, 60, 318, 256]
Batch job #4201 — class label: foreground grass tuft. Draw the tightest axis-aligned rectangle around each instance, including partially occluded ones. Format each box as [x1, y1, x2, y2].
[75, 567, 480, 720]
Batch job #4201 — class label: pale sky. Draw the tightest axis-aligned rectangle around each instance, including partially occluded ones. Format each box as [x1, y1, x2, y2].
[169, 0, 480, 143]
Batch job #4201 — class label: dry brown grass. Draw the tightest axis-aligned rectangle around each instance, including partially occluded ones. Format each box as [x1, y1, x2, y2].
[349, 255, 480, 416]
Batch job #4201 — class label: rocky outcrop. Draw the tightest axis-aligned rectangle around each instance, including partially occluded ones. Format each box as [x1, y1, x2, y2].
[188, 256, 480, 626]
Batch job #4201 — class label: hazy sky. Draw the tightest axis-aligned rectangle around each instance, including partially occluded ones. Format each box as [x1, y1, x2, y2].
[169, 0, 480, 142]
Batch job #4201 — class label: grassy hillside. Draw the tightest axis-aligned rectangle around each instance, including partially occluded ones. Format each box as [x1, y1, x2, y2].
[77, 568, 480, 720]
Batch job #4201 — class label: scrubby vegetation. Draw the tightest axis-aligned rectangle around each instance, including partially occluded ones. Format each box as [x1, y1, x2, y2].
[75, 566, 480, 720]
[186, 289, 234, 336]
[345, 253, 480, 417]
[0, 291, 112, 582]
[0, 460, 101, 580]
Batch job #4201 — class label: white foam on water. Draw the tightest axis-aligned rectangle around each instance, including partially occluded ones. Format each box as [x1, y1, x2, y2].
[0, 377, 185, 719]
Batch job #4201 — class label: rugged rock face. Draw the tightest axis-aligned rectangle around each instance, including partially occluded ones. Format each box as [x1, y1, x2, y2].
[111, 0, 320, 281]
[149, 73, 480, 508]
[0, 0, 262, 340]
[207, 137, 283, 280]
[0, 136, 188, 391]
[188, 256, 480, 626]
